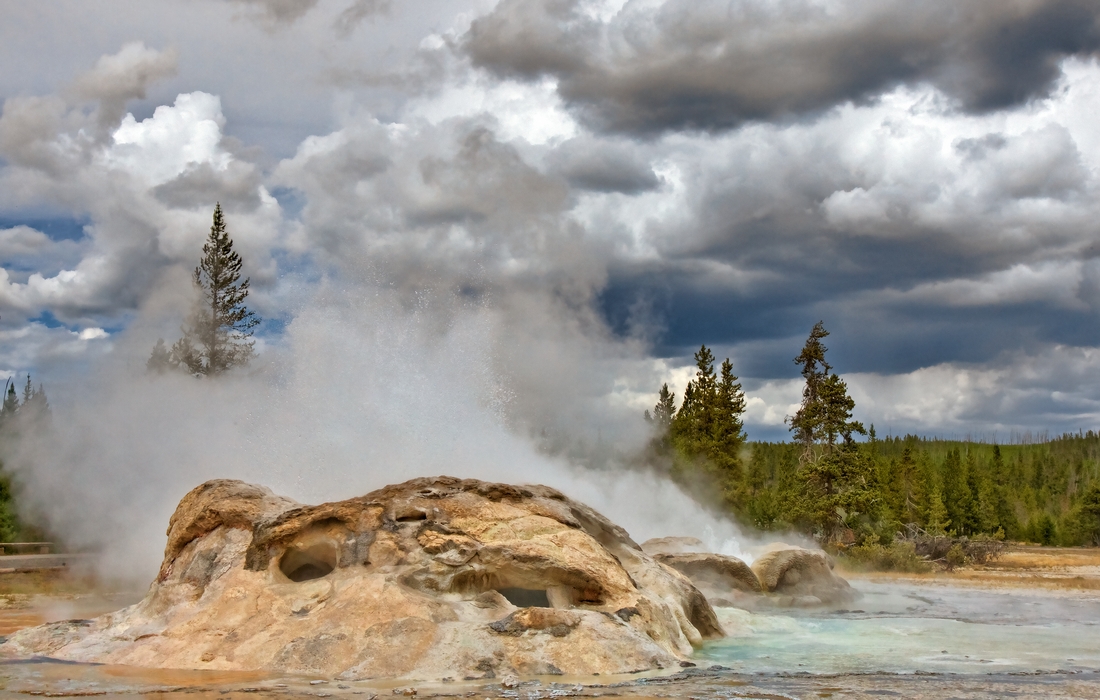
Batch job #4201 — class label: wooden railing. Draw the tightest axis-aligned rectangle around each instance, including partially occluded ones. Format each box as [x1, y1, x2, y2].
[0, 542, 53, 555]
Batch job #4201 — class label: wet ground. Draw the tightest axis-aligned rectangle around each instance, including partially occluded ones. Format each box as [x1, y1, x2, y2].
[3, 659, 1100, 699]
[3, 552, 1100, 698]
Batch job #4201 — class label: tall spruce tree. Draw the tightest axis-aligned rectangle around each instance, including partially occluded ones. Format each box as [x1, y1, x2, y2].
[786, 323, 874, 541]
[889, 444, 926, 525]
[926, 484, 950, 535]
[645, 383, 677, 431]
[788, 322, 865, 459]
[716, 358, 747, 455]
[166, 204, 260, 376]
[788, 322, 830, 453]
[1, 381, 18, 419]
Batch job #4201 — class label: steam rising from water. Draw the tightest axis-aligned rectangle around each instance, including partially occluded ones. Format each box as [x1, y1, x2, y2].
[5, 287, 754, 581]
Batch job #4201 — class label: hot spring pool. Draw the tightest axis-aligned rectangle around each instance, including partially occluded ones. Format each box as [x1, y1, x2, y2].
[699, 579, 1100, 675]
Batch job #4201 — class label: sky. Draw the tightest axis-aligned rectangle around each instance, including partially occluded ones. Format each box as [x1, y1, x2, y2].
[3, 0, 1100, 448]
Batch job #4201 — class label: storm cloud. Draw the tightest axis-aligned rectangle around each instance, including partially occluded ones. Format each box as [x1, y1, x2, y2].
[466, 0, 1100, 134]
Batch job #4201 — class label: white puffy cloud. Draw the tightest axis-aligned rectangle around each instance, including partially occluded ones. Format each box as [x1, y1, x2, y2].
[846, 344, 1100, 437]
[0, 226, 55, 258]
[887, 259, 1091, 309]
[106, 92, 231, 186]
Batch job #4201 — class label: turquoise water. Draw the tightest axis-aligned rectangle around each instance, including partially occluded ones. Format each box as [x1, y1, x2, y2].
[699, 581, 1100, 675]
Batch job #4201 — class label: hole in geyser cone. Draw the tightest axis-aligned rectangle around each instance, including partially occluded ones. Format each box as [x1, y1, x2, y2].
[279, 542, 338, 582]
[497, 587, 551, 607]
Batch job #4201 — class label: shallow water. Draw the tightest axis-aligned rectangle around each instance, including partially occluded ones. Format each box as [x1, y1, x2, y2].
[0, 590, 141, 635]
[2, 581, 1100, 698]
[701, 579, 1100, 674]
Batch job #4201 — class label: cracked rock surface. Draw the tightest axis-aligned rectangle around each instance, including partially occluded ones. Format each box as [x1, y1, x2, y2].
[0, 477, 723, 679]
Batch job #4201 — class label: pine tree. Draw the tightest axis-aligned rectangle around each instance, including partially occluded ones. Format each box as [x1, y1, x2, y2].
[671, 346, 718, 454]
[147, 338, 173, 374]
[28, 383, 49, 417]
[645, 383, 677, 431]
[168, 204, 260, 376]
[786, 322, 874, 541]
[0, 473, 19, 542]
[1, 375, 52, 428]
[715, 358, 747, 455]
[976, 477, 999, 534]
[990, 444, 1007, 486]
[669, 345, 746, 473]
[890, 444, 926, 525]
[789, 322, 831, 455]
[2, 382, 18, 418]
[788, 322, 866, 458]
[677, 347, 717, 438]
[644, 346, 748, 505]
[944, 449, 977, 535]
[926, 484, 950, 535]
[1069, 483, 1100, 545]
[644, 383, 677, 457]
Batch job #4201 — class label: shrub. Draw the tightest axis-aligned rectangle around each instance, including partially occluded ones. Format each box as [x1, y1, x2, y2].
[840, 540, 931, 573]
[944, 543, 969, 571]
[966, 531, 1005, 564]
[902, 525, 1005, 566]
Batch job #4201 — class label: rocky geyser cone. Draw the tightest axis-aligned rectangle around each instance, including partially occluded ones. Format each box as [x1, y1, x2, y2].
[2, 477, 723, 680]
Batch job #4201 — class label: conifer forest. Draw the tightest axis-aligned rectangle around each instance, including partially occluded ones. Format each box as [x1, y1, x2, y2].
[645, 323, 1100, 554]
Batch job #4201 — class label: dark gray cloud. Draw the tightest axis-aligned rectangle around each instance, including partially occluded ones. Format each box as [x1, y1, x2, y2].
[152, 161, 265, 211]
[465, 0, 1100, 134]
[70, 41, 178, 131]
[546, 136, 661, 193]
[334, 0, 391, 36]
[589, 82, 1100, 388]
[226, 0, 322, 26]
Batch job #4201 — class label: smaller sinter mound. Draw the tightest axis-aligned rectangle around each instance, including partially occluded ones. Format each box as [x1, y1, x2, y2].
[642, 538, 858, 609]
[653, 553, 763, 603]
[751, 546, 857, 606]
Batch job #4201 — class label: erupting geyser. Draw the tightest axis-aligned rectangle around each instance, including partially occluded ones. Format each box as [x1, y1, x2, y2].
[1, 477, 727, 679]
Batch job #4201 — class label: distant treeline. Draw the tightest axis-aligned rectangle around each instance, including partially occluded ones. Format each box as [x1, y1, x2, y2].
[738, 433, 1100, 547]
[0, 374, 51, 543]
[646, 323, 1100, 549]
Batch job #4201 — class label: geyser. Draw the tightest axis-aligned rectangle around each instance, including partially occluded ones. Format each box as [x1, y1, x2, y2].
[2, 476, 725, 679]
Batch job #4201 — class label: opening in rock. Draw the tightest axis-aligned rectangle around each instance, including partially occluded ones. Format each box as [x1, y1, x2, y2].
[497, 587, 551, 608]
[279, 542, 337, 582]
